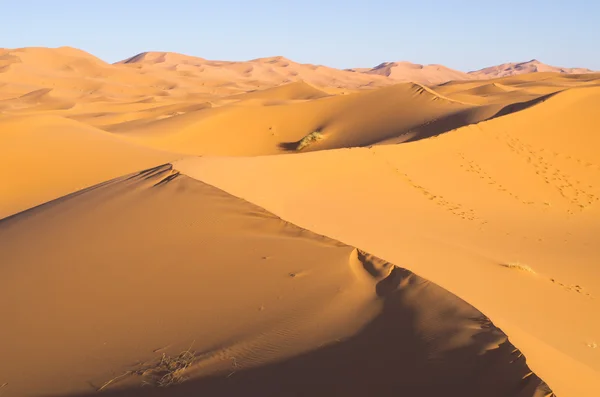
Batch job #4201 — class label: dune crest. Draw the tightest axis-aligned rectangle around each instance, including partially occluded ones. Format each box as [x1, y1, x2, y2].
[175, 83, 600, 397]
[347, 61, 472, 85]
[469, 59, 595, 79]
[0, 164, 551, 397]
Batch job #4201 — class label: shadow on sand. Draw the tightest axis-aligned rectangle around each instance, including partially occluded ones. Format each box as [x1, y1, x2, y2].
[59, 267, 551, 397]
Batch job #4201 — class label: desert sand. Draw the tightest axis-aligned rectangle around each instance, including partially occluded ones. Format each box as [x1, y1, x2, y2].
[1, 46, 599, 397]
[346, 61, 472, 85]
[469, 59, 596, 79]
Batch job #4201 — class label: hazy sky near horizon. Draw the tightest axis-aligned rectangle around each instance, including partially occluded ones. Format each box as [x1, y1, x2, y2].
[4, 0, 599, 71]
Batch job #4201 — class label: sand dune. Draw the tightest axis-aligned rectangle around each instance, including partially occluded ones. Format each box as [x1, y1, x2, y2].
[0, 164, 550, 397]
[0, 46, 172, 102]
[0, 114, 178, 219]
[225, 80, 331, 102]
[176, 85, 600, 397]
[104, 81, 529, 156]
[117, 51, 394, 91]
[2, 47, 596, 109]
[106, 82, 485, 156]
[107, 76, 600, 157]
[469, 59, 596, 79]
[435, 72, 600, 105]
[348, 61, 472, 85]
[2, 46, 599, 397]
[348, 59, 596, 84]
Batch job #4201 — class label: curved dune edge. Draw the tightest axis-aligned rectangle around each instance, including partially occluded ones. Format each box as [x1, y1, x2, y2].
[174, 85, 600, 397]
[104, 76, 599, 157]
[0, 164, 552, 397]
[0, 114, 182, 219]
[106, 81, 538, 156]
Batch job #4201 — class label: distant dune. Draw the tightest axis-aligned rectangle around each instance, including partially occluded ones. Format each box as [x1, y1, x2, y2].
[1, 47, 595, 104]
[1, 46, 599, 397]
[347, 61, 472, 85]
[347, 59, 595, 84]
[116, 51, 393, 91]
[119, 50, 207, 65]
[469, 59, 595, 79]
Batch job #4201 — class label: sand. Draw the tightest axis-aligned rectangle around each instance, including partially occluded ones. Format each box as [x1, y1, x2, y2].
[0, 165, 550, 397]
[0, 115, 177, 219]
[469, 59, 596, 79]
[176, 83, 600, 397]
[347, 61, 473, 85]
[1, 46, 599, 397]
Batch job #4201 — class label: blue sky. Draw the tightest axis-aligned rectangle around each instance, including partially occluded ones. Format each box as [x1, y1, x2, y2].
[3, 0, 598, 71]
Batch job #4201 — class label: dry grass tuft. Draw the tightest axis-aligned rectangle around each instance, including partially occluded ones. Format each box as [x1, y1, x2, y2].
[296, 131, 324, 151]
[151, 350, 196, 387]
[97, 347, 197, 391]
[501, 262, 536, 273]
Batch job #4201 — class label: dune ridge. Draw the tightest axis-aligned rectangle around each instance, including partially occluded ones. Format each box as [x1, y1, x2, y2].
[347, 61, 473, 85]
[0, 163, 551, 397]
[469, 59, 596, 79]
[105, 77, 594, 157]
[0, 114, 179, 219]
[115, 51, 394, 91]
[175, 84, 600, 397]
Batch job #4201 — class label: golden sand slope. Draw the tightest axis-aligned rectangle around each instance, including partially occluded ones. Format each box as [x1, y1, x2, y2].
[0, 47, 178, 102]
[2, 47, 597, 159]
[0, 115, 178, 218]
[105, 83, 475, 155]
[105, 81, 555, 156]
[105, 74, 600, 157]
[0, 164, 550, 397]
[176, 85, 600, 397]
[436, 72, 600, 105]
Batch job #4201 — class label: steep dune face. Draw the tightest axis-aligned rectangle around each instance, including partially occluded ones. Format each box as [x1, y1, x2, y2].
[107, 76, 599, 157]
[469, 59, 596, 79]
[177, 85, 600, 397]
[348, 61, 472, 85]
[108, 82, 522, 156]
[0, 165, 550, 397]
[106, 83, 475, 155]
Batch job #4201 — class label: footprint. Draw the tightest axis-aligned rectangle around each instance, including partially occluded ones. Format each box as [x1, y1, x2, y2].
[550, 279, 594, 298]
